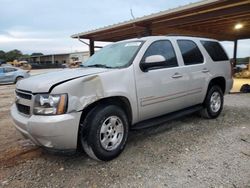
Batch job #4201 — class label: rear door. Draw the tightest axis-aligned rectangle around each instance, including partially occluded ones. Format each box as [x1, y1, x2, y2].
[134, 39, 191, 121]
[176, 39, 209, 106]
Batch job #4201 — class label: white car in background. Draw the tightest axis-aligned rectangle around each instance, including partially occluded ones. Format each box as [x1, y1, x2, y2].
[0, 67, 30, 84]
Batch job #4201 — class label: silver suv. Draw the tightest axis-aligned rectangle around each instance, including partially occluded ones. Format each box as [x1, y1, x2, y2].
[11, 36, 233, 161]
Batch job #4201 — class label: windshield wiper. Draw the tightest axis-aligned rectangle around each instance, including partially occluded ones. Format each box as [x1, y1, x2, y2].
[86, 64, 113, 69]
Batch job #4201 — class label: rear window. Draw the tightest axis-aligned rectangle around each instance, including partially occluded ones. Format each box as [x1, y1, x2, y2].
[201, 41, 229, 61]
[177, 40, 204, 65]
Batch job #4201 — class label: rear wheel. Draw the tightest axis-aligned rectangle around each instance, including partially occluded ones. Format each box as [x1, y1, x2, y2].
[200, 85, 224, 119]
[80, 104, 129, 161]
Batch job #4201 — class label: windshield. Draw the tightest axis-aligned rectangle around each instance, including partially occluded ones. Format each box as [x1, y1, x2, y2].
[83, 41, 143, 68]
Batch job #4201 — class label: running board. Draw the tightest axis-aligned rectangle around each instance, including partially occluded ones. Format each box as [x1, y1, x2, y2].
[131, 105, 203, 130]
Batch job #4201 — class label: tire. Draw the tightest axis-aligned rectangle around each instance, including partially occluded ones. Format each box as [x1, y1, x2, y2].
[15, 76, 23, 83]
[80, 104, 129, 161]
[200, 85, 224, 119]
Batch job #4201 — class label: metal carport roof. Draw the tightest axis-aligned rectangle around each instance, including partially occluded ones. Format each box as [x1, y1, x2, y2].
[72, 0, 250, 42]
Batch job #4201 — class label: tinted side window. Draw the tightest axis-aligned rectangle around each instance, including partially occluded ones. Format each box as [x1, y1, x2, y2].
[177, 40, 204, 65]
[142, 40, 178, 69]
[201, 41, 229, 61]
[0, 68, 3, 73]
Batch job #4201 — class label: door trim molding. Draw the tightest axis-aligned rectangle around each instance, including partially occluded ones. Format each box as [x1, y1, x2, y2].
[140, 87, 202, 107]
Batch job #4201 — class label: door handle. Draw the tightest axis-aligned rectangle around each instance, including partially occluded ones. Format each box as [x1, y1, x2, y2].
[172, 73, 182, 78]
[202, 68, 209, 73]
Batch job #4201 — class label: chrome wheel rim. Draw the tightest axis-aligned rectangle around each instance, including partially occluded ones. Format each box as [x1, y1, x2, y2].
[100, 116, 124, 151]
[210, 91, 221, 113]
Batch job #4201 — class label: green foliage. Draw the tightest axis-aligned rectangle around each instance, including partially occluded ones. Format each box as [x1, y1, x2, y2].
[0, 50, 43, 62]
[5, 49, 23, 62]
[20, 54, 31, 60]
[237, 57, 249, 64]
[0, 50, 5, 60]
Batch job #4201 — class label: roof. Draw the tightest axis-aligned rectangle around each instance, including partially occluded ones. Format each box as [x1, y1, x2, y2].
[72, 0, 250, 41]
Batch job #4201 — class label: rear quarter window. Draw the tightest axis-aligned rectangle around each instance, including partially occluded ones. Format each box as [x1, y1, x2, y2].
[201, 41, 229, 61]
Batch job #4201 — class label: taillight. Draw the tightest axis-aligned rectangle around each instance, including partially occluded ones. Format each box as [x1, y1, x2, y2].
[231, 63, 234, 78]
[230, 60, 234, 78]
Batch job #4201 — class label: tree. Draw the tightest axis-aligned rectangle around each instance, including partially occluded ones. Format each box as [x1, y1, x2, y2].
[0, 50, 5, 60]
[5, 49, 23, 62]
[19, 54, 31, 61]
[0, 50, 44, 62]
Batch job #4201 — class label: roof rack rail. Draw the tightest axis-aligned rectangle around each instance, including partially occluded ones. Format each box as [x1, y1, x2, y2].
[166, 34, 199, 37]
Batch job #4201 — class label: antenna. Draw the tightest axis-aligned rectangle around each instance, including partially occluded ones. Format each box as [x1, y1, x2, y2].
[130, 8, 135, 20]
[130, 7, 140, 38]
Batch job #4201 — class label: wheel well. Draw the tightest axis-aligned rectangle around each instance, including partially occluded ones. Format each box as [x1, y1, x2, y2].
[15, 76, 23, 83]
[77, 96, 132, 150]
[208, 77, 226, 94]
[79, 96, 132, 126]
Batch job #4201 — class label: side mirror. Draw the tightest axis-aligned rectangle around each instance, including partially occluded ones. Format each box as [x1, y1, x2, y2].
[140, 55, 166, 72]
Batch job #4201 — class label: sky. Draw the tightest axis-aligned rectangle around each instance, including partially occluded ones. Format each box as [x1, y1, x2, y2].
[0, 0, 249, 58]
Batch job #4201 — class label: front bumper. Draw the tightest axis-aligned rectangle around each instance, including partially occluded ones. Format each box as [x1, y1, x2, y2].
[10, 104, 81, 150]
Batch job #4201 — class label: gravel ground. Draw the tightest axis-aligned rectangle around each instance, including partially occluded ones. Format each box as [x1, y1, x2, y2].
[0, 83, 249, 188]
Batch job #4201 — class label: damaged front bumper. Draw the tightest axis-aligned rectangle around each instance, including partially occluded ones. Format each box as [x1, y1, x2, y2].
[10, 104, 81, 151]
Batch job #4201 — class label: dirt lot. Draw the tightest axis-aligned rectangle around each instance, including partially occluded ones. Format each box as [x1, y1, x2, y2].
[0, 81, 250, 187]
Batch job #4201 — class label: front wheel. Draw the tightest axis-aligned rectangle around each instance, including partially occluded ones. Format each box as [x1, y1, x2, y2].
[80, 105, 129, 161]
[200, 85, 224, 119]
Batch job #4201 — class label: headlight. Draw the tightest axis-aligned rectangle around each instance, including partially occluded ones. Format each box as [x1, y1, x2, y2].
[34, 94, 68, 115]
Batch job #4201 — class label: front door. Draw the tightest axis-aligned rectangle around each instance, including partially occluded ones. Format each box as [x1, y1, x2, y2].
[135, 40, 191, 121]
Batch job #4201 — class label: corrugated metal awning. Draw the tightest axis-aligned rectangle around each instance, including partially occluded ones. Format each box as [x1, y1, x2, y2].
[72, 0, 250, 41]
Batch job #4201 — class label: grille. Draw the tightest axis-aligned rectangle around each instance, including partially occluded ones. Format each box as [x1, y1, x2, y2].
[16, 90, 32, 100]
[16, 103, 30, 115]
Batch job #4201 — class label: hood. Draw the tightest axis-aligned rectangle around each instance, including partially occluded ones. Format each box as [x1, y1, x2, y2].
[16, 68, 109, 93]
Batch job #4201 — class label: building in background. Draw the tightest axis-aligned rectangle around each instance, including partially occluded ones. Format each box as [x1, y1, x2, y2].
[30, 51, 89, 65]
[69, 51, 90, 63]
